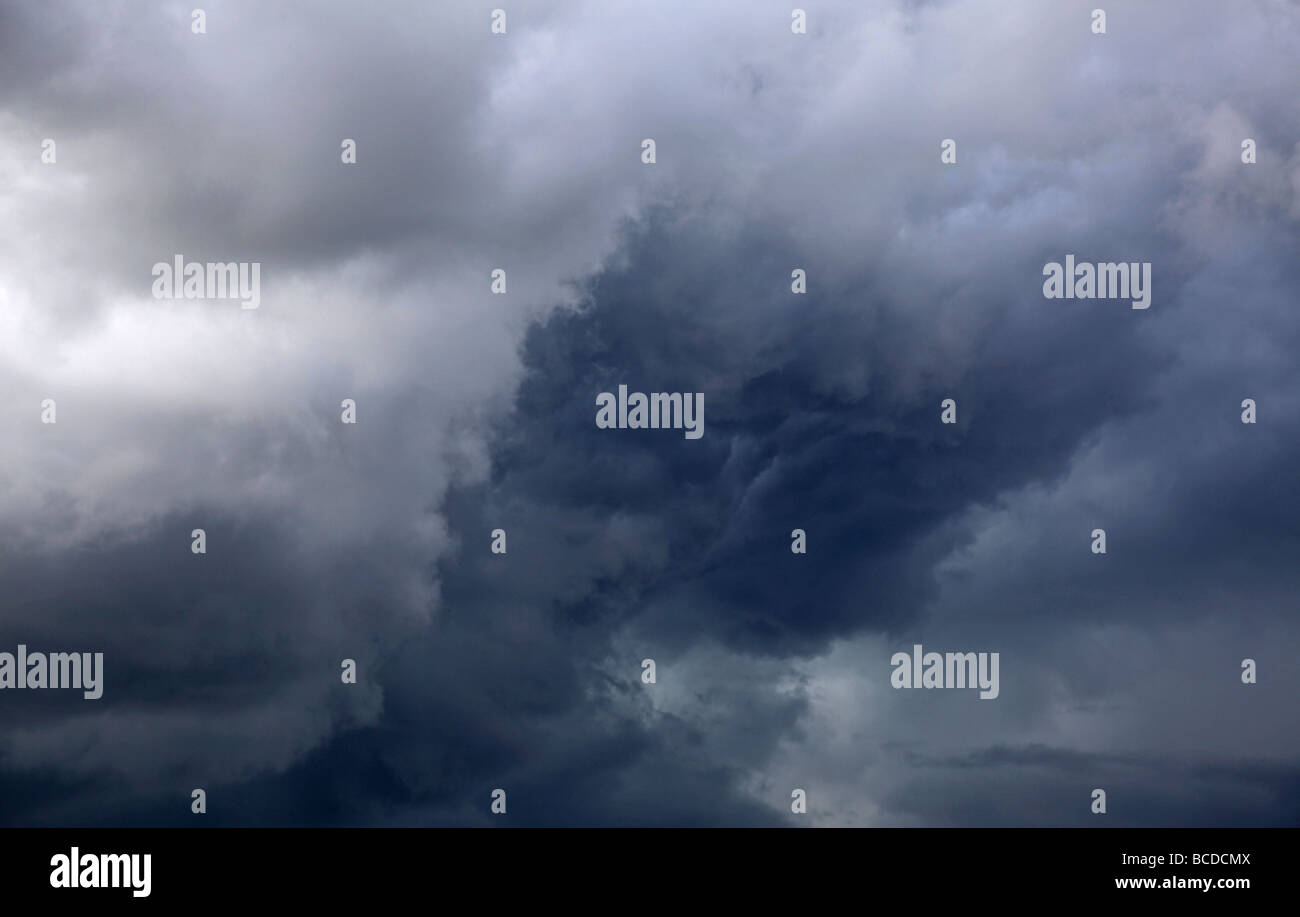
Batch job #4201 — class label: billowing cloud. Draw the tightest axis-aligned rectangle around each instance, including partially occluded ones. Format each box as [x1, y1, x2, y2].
[1, 0, 1297, 826]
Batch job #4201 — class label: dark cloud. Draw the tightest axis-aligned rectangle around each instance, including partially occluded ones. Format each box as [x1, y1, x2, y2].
[2, 0, 1298, 827]
[884, 745, 1300, 827]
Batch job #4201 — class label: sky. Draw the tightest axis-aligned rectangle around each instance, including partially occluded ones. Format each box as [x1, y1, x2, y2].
[0, 0, 1298, 827]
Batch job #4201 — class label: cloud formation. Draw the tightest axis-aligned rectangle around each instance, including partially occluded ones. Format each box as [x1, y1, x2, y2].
[0, 0, 1297, 826]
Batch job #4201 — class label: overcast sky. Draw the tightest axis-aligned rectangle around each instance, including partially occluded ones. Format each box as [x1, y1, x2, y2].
[1, 0, 1297, 826]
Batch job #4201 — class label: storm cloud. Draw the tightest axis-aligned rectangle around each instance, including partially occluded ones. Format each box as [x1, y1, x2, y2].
[0, 0, 1297, 826]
